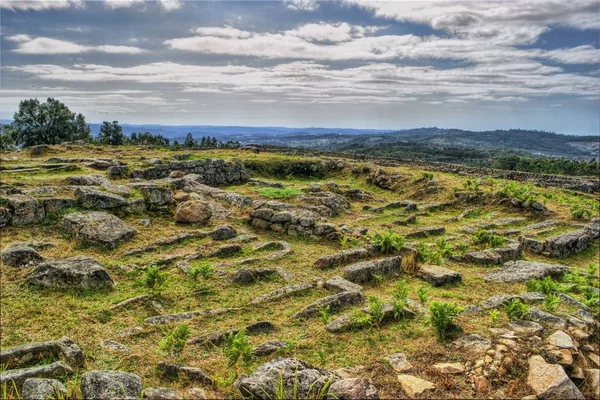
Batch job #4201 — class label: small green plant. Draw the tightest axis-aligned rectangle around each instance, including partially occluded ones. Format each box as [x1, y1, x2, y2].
[256, 187, 302, 199]
[416, 286, 430, 304]
[372, 273, 384, 286]
[371, 230, 405, 255]
[544, 293, 560, 312]
[472, 229, 506, 248]
[140, 266, 169, 295]
[159, 323, 192, 357]
[223, 329, 253, 367]
[339, 236, 360, 250]
[351, 310, 373, 330]
[428, 301, 463, 341]
[317, 305, 331, 325]
[489, 309, 500, 326]
[391, 280, 409, 320]
[586, 264, 599, 287]
[416, 243, 443, 265]
[368, 296, 386, 325]
[570, 204, 591, 220]
[189, 262, 214, 281]
[436, 237, 455, 258]
[526, 276, 565, 295]
[422, 172, 434, 180]
[504, 299, 528, 320]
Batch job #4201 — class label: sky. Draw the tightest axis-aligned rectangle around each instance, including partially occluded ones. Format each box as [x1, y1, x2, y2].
[1, 0, 599, 135]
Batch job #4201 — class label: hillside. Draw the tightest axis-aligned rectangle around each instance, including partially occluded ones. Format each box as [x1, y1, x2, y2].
[0, 144, 599, 399]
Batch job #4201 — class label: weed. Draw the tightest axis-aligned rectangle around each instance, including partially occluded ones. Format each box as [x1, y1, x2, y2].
[544, 293, 560, 313]
[504, 299, 528, 320]
[368, 296, 386, 325]
[351, 310, 373, 330]
[159, 323, 192, 357]
[472, 229, 506, 248]
[223, 329, 253, 367]
[416, 286, 430, 304]
[317, 305, 331, 325]
[428, 302, 463, 342]
[489, 309, 500, 326]
[372, 274, 384, 286]
[189, 262, 214, 281]
[339, 236, 360, 250]
[371, 230, 405, 255]
[570, 204, 591, 220]
[139, 266, 169, 295]
[527, 276, 565, 295]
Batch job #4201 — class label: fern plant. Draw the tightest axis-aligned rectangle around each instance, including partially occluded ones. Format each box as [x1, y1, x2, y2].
[223, 329, 253, 367]
[489, 309, 500, 326]
[141, 266, 169, 295]
[544, 293, 560, 312]
[428, 301, 463, 341]
[317, 305, 331, 325]
[189, 262, 214, 281]
[368, 296, 386, 325]
[504, 299, 528, 320]
[416, 286, 430, 304]
[371, 230, 405, 255]
[159, 323, 192, 357]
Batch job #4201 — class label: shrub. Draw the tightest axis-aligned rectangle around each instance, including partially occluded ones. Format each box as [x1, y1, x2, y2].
[256, 187, 303, 199]
[140, 266, 169, 295]
[587, 264, 599, 287]
[526, 276, 565, 295]
[223, 329, 253, 367]
[544, 293, 560, 312]
[472, 229, 507, 248]
[339, 236, 360, 250]
[570, 204, 591, 220]
[417, 243, 443, 265]
[428, 302, 463, 341]
[351, 310, 373, 330]
[189, 262, 214, 281]
[392, 280, 409, 320]
[504, 299, 528, 320]
[159, 323, 192, 357]
[416, 286, 430, 304]
[368, 296, 386, 325]
[489, 309, 500, 326]
[371, 230, 405, 255]
[436, 237, 455, 258]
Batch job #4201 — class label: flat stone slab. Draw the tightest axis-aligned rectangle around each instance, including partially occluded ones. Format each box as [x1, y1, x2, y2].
[405, 226, 445, 238]
[292, 291, 365, 319]
[188, 321, 275, 346]
[397, 374, 436, 398]
[324, 276, 363, 293]
[145, 307, 240, 325]
[253, 340, 289, 356]
[81, 370, 142, 400]
[527, 355, 584, 399]
[157, 362, 213, 385]
[523, 307, 566, 330]
[61, 211, 136, 249]
[431, 363, 465, 374]
[27, 256, 114, 291]
[545, 331, 575, 349]
[1, 246, 44, 268]
[0, 361, 73, 386]
[484, 260, 568, 283]
[508, 319, 544, 336]
[314, 248, 370, 269]
[418, 264, 462, 286]
[453, 334, 491, 355]
[250, 282, 315, 304]
[75, 187, 127, 209]
[384, 353, 413, 373]
[343, 256, 402, 283]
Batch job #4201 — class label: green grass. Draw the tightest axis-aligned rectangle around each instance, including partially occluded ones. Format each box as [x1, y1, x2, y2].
[255, 187, 303, 199]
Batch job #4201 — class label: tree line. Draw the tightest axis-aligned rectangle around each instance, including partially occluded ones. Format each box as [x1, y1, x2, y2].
[0, 98, 240, 150]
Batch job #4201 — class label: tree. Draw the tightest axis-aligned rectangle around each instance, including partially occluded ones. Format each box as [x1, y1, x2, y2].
[184, 133, 196, 148]
[0, 125, 15, 151]
[97, 121, 126, 146]
[7, 98, 92, 147]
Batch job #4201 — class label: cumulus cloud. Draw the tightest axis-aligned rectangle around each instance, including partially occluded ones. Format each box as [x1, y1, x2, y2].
[286, 0, 319, 12]
[1, 0, 83, 11]
[159, 0, 182, 11]
[9, 35, 147, 54]
[286, 22, 382, 42]
[541, 45, 600, 65]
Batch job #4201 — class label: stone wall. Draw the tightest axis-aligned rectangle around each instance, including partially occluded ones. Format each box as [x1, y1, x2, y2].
[131, 159, 250, 186]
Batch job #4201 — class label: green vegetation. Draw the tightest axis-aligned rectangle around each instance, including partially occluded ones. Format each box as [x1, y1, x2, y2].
[428, 302, 463, 342]
[489, 309, 500, 326]
[256, 187, 303, 199]
[367, 296, 386, 325]
[471, 229, 507, 248]
[544, 294, 560, 313]
[370, 230, 405, 255]
[526, 276, 565, 295]
[189, 262, 215, 281]
[139, 266, 170, 295]
[223, 329, 253, 367]
[416, 286, 430, 305]
[504, 299, 528, 320]
[159, 323, 192, 357]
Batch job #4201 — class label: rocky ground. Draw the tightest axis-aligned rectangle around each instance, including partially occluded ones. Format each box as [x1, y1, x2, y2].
[1, 143, 599, 399]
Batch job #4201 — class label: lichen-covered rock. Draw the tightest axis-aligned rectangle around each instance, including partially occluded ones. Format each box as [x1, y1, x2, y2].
[75, 187, 127, 209]
[405, 226, 445, 238]
[324, 276, 363, 293]
[143, 387, 182, 400]
[22, 378, 67, 400]
[139, 185, 173, 206]
[41, 197, 78, 215]
[343, 256, 402, 283]
[253, 340, 289, 356]
[315, 248, 370, 269]
[1, 246, 44, 268]
[80, 370, 142, 400]
[66, 174, 109, 186]
[27, 256, 114, 291]
[326, 377, 379, 399]
[484, 260, 568, 283]
[106, 165, 130, 179]
[61, 211, 135, 248]
[0, 362, 73, 386]
[418, 264, 462, 286]
[520, 230, 591, 258]
[527, 355, 584, 399]
[293, 291, 364, 319]
[210, 225, 237, 240]
[250, 282, 315, 304]
[3, 195, 45, 225]
[235, 358, 338, 399]
[174, 201, 212, 224]
[453, 334, 491, 355]
[523, 307, 566, 330]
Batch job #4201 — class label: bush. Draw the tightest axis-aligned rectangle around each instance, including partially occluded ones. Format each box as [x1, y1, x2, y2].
[371, 230, 405, 255]
[351, 310, 373, 330]
[256, 187, 303, 199]
[504, 299, 528, 320]
[189, 262, 214, 281]
[368, 296, 386, 325]
[472, 229, 507, 248]
[417, 286, 430, 304]
[428, 302, 463, 341]
[570, 204, 591, 220]
[159, 323, 192, 357]
[223, 329, 253, 367]
[140, 266, 169, 295]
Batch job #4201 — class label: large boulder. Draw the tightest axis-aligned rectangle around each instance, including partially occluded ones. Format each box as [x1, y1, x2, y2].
[527, 355, 584, 399]
[66, 174, 109, 186]
[418, 264, 462, 286]
[2, 195, 45, 225]
[1, 246, 44, 268]
[174, 201, 212, 224]
[236, 358, 338, 399]
[27, 256, 114, 291]
[343, 256, 402, 283]
[138, 185, 173, 207]
[61, 211, 135, 248]
[80, 370, 142, 400]
[75, 187, 127, 209]
[22, 378, 67, 400]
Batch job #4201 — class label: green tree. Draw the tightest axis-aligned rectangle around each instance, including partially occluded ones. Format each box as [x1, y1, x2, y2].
[0, 125, 15, 151]
[7, 98, 91, 147]
[97, 121, 125, 146]
[184, 133, 196, 148]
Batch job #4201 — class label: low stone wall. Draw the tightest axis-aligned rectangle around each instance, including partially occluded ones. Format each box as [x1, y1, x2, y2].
[131, 159, 250, 186]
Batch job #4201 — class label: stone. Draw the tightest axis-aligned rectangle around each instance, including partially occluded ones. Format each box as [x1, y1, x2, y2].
[156, 362, 213, 385]
[508, 320, 544, 336]
[526, 355, 584, 399]
[80, 370, 142, 400]
[187, 388, 208, 400]
[588, 354, 600, 368]
[474, 376, 490, 394]
[250, 282, 315, 304]
[236, 358, 337, 399]
[431, 363, 465, 374]
[230, 268, 286, 284]
[144, 387, 182, 400]
[27, 256, 113, 291]
[523, 308, 566, 330]
[453, 335, 491, 355]
[61, 211, 136, 248]
[418, 264, 462, 286]
[481, 294, 521, 310]
[210, 225, 237, 240]
[558, 293, 591, 312]
[326, 377, 379, 399]
[66, 174, 109, 186]
[3, 195, 45, 225]
[209, 243, 242, 257]
[314, 248, 370, 269]
[544, 230, 591, 258]
[145, 308, 239, 325]
[584, 369, 599, 398]
[85, 160, 113, 170]
[22, 378, 67, 400]
[1, 246, 44, 268]
[384, 353, 413, 373]
[0, 362, 73, 386]
[106, 165, 130, 179]
[325, 315, 354, 333]
[292, 291, 365, 319]
[253, 340, 289, 356]
[324, 276, 363, 293]
[138, 185, 173, 207]
[140, 218, 151, 227]
[0, 336, 84, 369]
[343, 256, 402, 283]
[397, 375, 435, 398]
[174, 201, 212, 224]
[101, 340, 130, 353]
[42, 197, 78, 215]
[405, 226, 445, 238]
[484, 260, 568, 283]
[75, 187, 128, 209]
[545, 331, 575, 349]
[188, 322, 275, 346]
[550, 349, 573, 366]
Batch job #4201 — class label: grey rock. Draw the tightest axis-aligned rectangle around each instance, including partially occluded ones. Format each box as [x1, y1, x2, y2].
[3, 195, 45, 225]
[343, 256, 402, 283]
[405, 226, 445, 238]
[230, 268, 287, 284]
[0, 337, 84, 369]
[236, 358, 338, 399]
[250, 282, 315, 304]
[253, 340, 289, 356]
[143, 387, 182, 400]
[61, 211, 135, 248]
[418, 264, 462, 286]
[22, 378, 66, 400]
[0, 362, 73, 386]
[210, 225, 237, 240]
[80, 370, 142, 400]
[208, 243, 242, 257]
[1, 246, 44, 268]
[144, 308, 239, 325]
[484, 260, 568, 283]
[66, 174, 109, 186]
[508, 319, 544, 336]
[314, 248, 370, 269]
[324, 276, 363, 293]
[480, 294, 522, 309]
[106, 165, 130, 179]
[188, 322, 275, 347]
[156, 362, 213, 385]
[139, 185, 173, 206]
[27, 256, 114, 291]
[75, 187, 127, 209]
[527, 355, 584, 399]
[558, 293, 591, 312]
[453, 334, 491, 355]
[293, 291, 364, 319]
[326, 377, 379, 399]
[523, 307, 566, 330]
[325, 314, 354, 333]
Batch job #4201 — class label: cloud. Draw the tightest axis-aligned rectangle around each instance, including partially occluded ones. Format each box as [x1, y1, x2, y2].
[541, 45, 600, 65]
[286, 22, 382, 43]
[159, 0, 182, 11]
[1, 0, 83, 11]
[9, 35, 147, 55]
[195, 26, 253, 39]
[285, 0, 319, 12]
[103, 0, 144, 10]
